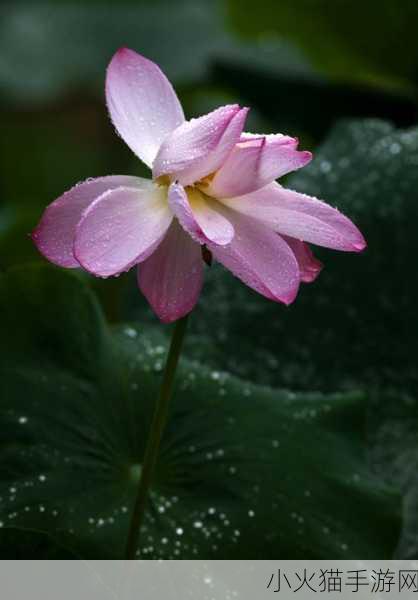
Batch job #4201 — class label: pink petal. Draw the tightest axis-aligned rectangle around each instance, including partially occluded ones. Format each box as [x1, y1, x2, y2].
[138, 220, 204, 323]
[106, 48, 184, 168]
[168, 183, 234, 246]
[74, 183, 172, 277]
[207, 206, 300, 305]
[153, 105, 248, 185]
[208, 134, 311, 197]
[220, 182, 366, 252]
[31, 176, 143, 268]
[283, 236, 323, 283]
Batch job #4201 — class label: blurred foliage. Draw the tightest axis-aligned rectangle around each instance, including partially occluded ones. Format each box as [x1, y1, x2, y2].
[212, 60, 417, 140]
[0, 0, 227, 104]
[0, 0, 416, 560]
[0, 265, 400, 559]
[0, 0, 311, 108]
[227, 0, 418, 95]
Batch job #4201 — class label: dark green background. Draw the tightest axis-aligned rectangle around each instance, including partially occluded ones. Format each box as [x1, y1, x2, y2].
[0, 0, 416, 559]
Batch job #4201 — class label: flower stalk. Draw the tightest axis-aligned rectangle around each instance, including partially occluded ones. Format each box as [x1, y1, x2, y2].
[124, 314, 189, 559]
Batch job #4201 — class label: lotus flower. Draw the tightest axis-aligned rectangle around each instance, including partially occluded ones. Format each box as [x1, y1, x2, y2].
[32, 48, 366, 323]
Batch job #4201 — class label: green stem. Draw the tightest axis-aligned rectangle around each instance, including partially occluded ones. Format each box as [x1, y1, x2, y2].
[124, 314, 189, 560]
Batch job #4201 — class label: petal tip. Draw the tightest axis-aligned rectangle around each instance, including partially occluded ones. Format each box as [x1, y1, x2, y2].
[30, 227, 39, 243]
[108, 47, 134, 69]
[225, 105, 249, 123]
[107, 47, 154, 76]
[30, 226, 44, 254]
[346, 227, 367, 252]
[302, 261, 323, 283]
[280, 288, 299, 306]
[112, 46, 139, 61]
[219, 104, 246, 122]
[301, 150, 313, 164]
[236, 106, 250, 122]
[30, 227, 44, 253]
[353, 238, 367, 252]
[115, 46, 130, 55]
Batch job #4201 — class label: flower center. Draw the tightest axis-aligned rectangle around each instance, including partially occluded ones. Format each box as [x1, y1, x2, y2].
[185, 186, 211, 211]
[155, 173, 217, 210]
[195, 173, 215, 191]
[155, 174, 171, 187]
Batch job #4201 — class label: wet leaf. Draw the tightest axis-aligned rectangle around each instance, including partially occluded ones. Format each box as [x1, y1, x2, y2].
[368, 388, 418, 559]
[0, 264, 400, 558]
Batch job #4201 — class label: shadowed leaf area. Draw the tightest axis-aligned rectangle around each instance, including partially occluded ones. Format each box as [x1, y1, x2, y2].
[0, 265, 400, 559]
